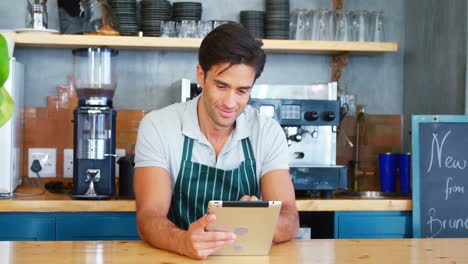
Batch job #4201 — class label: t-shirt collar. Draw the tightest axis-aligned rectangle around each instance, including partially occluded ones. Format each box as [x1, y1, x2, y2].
[181, 95, 250, 142]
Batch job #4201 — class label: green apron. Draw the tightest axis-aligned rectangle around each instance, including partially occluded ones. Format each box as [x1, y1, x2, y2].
[168, 136, 258, 230]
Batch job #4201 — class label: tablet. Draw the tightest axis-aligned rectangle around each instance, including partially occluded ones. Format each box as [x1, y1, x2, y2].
[206, 200, 282, 256]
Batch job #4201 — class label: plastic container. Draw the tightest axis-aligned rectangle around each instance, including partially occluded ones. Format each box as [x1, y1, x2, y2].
[72, 48, 118, 100]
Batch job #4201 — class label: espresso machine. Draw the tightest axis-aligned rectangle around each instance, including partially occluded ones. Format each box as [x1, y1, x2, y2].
[249, 83, 348, 198]
[180, 81, 348, 198]
[71, 48, 118, 199]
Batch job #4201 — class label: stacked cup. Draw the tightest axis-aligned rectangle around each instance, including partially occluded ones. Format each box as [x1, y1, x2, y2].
[378, 153, 411, 194]
[289, 8, 385, 42]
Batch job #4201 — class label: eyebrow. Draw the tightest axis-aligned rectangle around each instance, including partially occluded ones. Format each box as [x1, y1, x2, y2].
[214, 79, 252, 90]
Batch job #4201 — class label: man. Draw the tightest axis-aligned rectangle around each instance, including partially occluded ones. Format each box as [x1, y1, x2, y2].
[134, 23, 299, 260]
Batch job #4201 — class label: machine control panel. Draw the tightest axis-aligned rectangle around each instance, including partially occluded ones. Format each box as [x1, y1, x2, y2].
[249, 99, 340, 126]
[290, 166, 348, 191]
[304, 111, 319, 121]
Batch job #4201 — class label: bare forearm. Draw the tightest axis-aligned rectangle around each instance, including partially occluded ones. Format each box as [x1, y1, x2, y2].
[137, 210, 187, 255]
[273, 204, 300, 243]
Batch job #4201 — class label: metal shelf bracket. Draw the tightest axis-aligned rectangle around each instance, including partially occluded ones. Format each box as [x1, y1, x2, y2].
[333, 0, 344, 10]
[330, 54, 349, 82]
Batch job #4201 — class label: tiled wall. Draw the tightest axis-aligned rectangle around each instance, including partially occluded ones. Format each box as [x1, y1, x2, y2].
[337, 115, 402, 191]
[21, 83, 149, 180]
[21, 85, 402, 191]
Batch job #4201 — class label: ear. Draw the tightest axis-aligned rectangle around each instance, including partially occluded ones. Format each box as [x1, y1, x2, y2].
[196, 64, 205, 87]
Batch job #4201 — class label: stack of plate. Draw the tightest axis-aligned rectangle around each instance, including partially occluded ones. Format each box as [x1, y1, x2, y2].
[171, 2, 202, 22]
[265, 0, 290, 39]
[141, 0, 172, 36]
[240, 11, 265, 39]
[108, 0, 140, 36]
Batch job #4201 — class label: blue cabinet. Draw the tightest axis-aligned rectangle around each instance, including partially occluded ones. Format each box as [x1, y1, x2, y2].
[0, 212, 140, 241]
[56, 213, 140, 240]
[334, 211, 412, 239]
[1, 211, 412, 240]
[0, 213, 55, 241]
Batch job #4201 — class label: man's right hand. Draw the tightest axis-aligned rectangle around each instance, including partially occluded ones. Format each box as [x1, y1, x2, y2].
[182, 213, 237, 259]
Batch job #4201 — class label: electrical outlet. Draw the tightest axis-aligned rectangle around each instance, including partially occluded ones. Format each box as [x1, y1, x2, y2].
[63, 149, 74, 178]
[115, 148, 126, 178]
[28, 148, 57, 178]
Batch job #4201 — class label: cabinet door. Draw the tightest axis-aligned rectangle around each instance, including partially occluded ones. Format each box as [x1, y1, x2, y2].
[0, 213, 55, 241]
[334, 211, 412, 239]
[56, 213, 140, 241]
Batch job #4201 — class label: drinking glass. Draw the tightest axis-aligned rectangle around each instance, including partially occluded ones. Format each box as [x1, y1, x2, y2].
[289, 9, 298, 39]
[304, 9, 315, 40]
[26, 0, 48, 29]
[345, 94, 356, 116]
[337, 83, 347, 107]
[335, 10, 352, 41]
[160, 21, 176, 37]
[197, 21, 212, 38]
[351, 10, 369, 42]
[289, 9, 307, 40]
[313, 9, 334, 41]
[177, 20, 197, 38]
[379, 153, 397, 193]
[369, 11, 384, 42]
[212, 20, 229, 29]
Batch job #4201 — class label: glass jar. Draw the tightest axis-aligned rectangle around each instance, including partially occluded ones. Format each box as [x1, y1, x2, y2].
[80, 0, 118, 35]
[26, 0, 48, 29]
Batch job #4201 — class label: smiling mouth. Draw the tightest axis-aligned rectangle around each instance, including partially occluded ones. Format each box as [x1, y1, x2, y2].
[218, 108, 235, 118]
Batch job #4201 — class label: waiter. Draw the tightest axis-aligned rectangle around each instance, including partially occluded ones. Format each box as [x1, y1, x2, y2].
[134, 23, 299, 260]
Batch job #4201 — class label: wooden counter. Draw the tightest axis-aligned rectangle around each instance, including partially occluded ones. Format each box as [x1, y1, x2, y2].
[1, 239, 466, 263]
[0, 190, 411, 212]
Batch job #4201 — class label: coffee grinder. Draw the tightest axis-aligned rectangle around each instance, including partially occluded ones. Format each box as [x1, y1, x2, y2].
[71, 48, 118, 199]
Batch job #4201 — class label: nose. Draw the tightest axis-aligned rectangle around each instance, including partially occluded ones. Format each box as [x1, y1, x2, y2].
[221, 90, 237, 109]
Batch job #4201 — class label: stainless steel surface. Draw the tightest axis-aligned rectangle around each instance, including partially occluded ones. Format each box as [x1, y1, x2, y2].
[250, 83, 338, 167]
[85, 98, 108, 106]
[85, 169, 101, 182]
[83, 139, 106, 159]
[287, 126, 336, 166]
[77, 112, 109, 160]
[334, 191, 408, 199]
[355, 107, 367, 163]
[180, 78, 191, 102]
[251, 83, 337, 100]
[84, 169, 101, 197]
[352, 107, 368, 191]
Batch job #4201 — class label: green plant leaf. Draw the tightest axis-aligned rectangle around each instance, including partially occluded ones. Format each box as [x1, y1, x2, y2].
[0, 34, 9, 86]
[0, 33, 13, 128]
[0, 86, 14, 127]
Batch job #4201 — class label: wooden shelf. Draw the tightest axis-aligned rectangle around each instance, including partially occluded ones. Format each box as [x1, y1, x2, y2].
[3, 32, 398, 54]
[0, 188, 411, 212]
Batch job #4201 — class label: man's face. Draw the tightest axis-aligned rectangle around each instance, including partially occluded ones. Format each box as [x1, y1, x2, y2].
[197, 62, 256, 129]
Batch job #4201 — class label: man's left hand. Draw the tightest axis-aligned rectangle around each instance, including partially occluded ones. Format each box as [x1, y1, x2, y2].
[239, 195, 259, 201]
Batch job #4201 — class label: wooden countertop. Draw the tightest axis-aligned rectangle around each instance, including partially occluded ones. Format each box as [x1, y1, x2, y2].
[0, 189, 411, 212]
[1, 239, 466, 263]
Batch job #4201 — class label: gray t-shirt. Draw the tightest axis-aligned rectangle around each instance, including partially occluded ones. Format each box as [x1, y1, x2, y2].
[134, 96, 289, 189]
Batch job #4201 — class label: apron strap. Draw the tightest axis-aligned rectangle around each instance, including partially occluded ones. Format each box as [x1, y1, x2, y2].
[182, 136, 195, 162]
[241, 137, 255, 160]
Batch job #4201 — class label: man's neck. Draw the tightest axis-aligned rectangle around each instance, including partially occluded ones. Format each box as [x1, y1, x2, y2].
[197, 100, 234, 157]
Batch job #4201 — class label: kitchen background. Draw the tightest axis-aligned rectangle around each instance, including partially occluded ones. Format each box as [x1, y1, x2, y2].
[0, 0, 466, 190]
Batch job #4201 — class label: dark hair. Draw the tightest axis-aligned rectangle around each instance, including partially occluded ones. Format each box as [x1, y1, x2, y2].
[198, 23, 266, 80]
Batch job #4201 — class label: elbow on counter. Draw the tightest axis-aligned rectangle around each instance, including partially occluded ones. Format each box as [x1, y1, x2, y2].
[273, 207, 300, 243]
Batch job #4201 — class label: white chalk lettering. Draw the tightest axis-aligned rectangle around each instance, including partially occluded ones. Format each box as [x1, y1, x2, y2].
[427, 208, 442, 237]
[427, 131, 467, 172]
[445, 177, 465, 200]
[426, 208, 468, 238]
[445, 156, 467, 170]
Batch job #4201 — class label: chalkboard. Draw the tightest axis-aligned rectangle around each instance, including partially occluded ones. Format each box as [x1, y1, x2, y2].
[412, 115, 468, 238]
